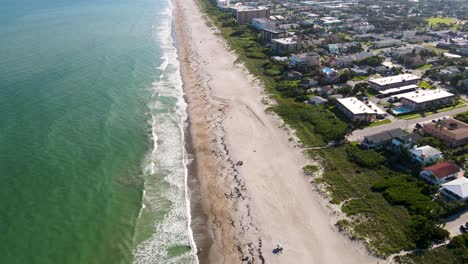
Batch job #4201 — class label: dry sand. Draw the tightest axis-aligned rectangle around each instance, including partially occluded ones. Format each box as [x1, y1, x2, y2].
[174, 0, 379, 263]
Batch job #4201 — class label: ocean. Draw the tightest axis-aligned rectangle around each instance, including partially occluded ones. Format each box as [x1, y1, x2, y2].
[0, 0, 196, 263]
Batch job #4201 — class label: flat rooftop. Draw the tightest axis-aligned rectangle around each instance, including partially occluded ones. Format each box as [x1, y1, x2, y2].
[272, 37, 297, 45]
[399, 89, 454, 104]
[338, 97, 385, 115]
[233, 5, 269, 11]
[379, 84, 418, 95]
[369, 74, 421, 86]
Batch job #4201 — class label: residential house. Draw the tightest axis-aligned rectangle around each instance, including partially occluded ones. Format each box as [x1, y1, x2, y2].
[440, 177, 468, 201]
[399, 53, 426, 69]
[353, 51, 374, 62]
[321, 67, 340, 82]
[330, 56, 354, 68]
[291, 53, 320, 69]
[318, 85, 336, 96]
[409, 145, 442, 165]
[216, 0, 230, 9]
[299, 78, 318, 88]
[350, 67, 368, 76]
[422, 118, 468, 147]
[351, 22, 375, 33]
[285, 70, 303, 80]
[420, 162, 460, 185]
[439, 66, 461, 77]
[354, 34, 383, 41]
[373, 39, 401, 49]
[391, 132, 424, 151]
[457, 47, 468, 57]
[326, 42, 360, 54]
[361, 128, 405, 149]
[308, 96, 327, 105]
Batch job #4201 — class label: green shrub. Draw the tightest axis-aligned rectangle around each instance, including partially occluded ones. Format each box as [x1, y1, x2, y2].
[264, 69, 281, 76]
[246, 52, 267, 59]
[454, 111, 468, 123]
[407, 215, 449, 249]
[346, 146, 386, 168]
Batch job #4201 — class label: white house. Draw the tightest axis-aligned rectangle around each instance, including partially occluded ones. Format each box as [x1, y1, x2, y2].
[216, 0, 230, 9]
[419, 162, 460, 185]
[409, 145, 442, 165]
[291, 53, 320, 68]
[440, 177, 468, 201]
[308, 96, 327, 105]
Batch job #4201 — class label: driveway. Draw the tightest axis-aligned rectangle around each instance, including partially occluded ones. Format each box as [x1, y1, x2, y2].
[346, 105, 468, 142]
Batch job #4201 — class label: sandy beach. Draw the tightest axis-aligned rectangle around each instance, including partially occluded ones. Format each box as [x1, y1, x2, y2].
[174, 0, 379, 263]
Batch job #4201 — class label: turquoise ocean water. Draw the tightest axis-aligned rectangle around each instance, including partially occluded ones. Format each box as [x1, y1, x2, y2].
[0, 0, 196, 263]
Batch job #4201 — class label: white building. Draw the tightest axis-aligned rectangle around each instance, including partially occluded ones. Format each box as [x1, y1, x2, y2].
[217, 0, 230, 9]
[399, 89, 455, 110]
[373, 39, 401, 49]
[271, 37, 299, 55]
[336, 97, 386, 122]
[369, 74, 421, 91]
[441, 177, 468, 201]
[291, 53, 320, 68]
[409, 145, 442, 165]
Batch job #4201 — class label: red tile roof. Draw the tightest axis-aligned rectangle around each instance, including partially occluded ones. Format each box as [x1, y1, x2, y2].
[423, 162, 460, 179]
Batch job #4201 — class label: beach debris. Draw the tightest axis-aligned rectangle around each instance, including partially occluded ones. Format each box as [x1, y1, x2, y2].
[236, 160, 243, 166]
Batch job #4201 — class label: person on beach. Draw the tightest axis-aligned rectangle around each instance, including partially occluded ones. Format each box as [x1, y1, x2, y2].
[272, 245, 283, 255]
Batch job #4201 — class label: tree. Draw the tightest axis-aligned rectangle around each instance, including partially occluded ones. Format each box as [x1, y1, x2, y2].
[339, 69, 353, 83]
[353, 82, 370, 95]
[408, 215, 449, 249]
[393, 66, 403, 74]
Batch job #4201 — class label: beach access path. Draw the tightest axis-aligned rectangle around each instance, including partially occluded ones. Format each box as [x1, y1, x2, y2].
[174, 0, 378, 263]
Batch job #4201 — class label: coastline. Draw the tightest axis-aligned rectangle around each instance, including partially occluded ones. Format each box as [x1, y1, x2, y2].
[173, 0, 379, 263]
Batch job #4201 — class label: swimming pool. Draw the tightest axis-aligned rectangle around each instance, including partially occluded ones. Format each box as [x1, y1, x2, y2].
[391, 106, 414, 115]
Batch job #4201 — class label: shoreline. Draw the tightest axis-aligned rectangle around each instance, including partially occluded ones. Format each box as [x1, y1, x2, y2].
[173, 0, 379, 263]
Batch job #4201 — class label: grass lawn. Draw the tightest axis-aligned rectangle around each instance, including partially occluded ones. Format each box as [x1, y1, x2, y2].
[368, 119, 391, 127]
[398, 112, 422, 120]
[419, 80, 435, 89]
[423, 44, 447, 54]
[417, 64, 432, 70]
[352, 76, 369, 81]
[427, 17, 457, 27]
[337, 32, 352, 41]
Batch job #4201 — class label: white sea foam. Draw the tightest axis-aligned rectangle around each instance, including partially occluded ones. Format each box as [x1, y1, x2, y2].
[133, 1, 198, 263]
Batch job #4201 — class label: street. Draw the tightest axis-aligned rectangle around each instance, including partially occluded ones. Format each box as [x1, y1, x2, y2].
[346, 105, 468, 142]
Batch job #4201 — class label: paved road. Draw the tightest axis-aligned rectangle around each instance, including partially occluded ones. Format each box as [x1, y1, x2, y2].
[444, 208, 468, 237]
[346, 105, 468, 142]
